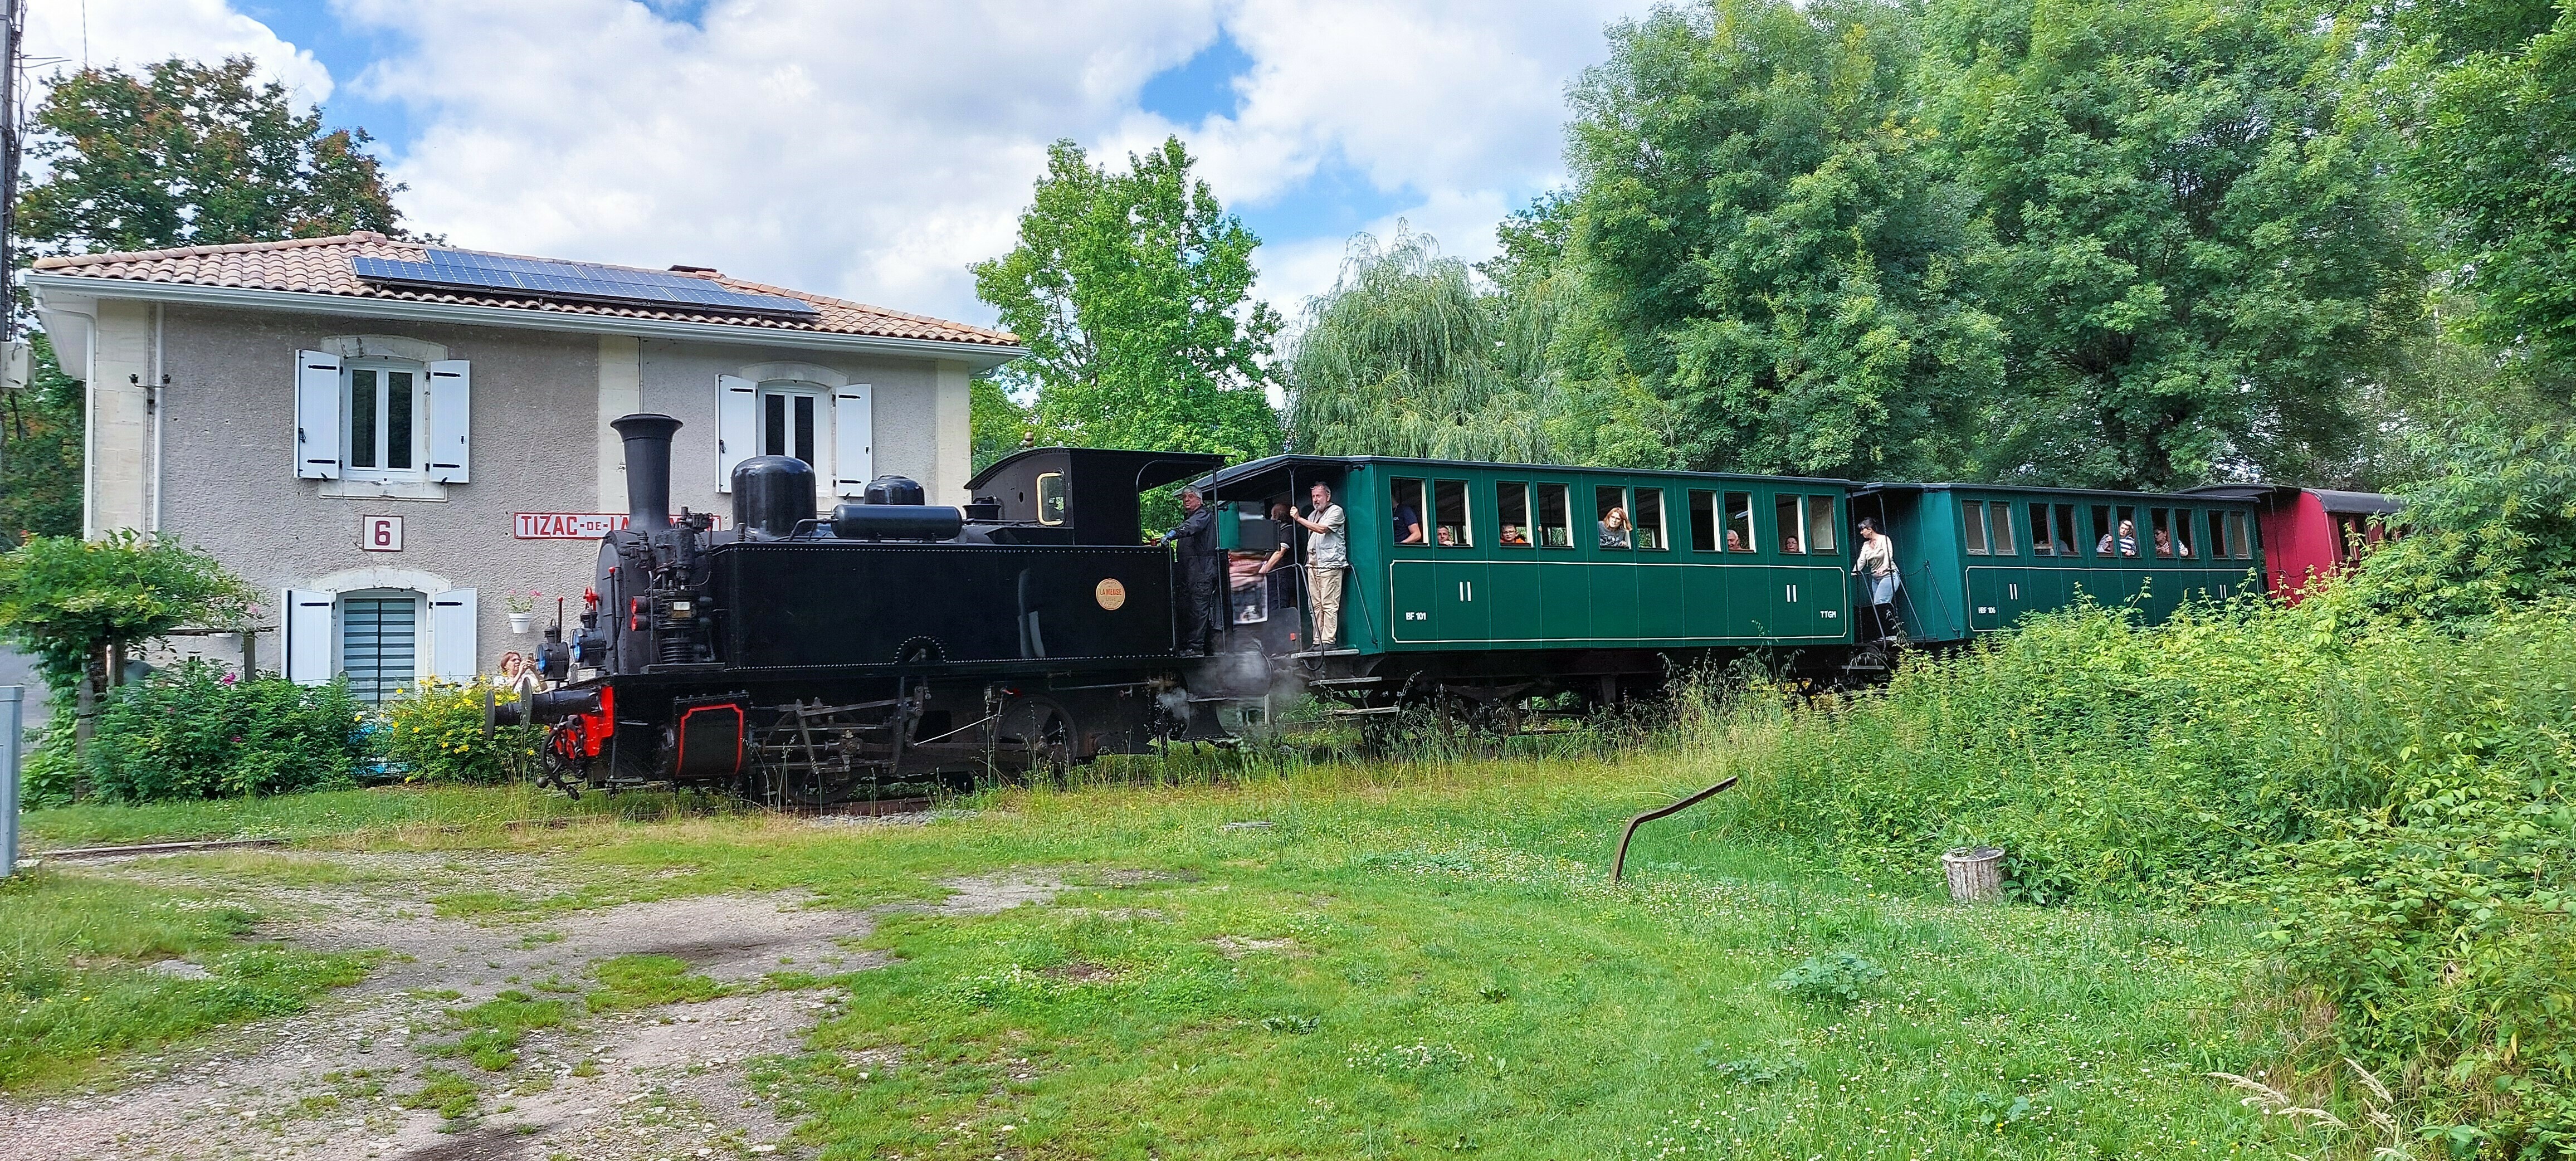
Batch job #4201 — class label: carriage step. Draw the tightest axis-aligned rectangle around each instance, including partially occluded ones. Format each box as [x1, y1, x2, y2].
[1329, 705, 1402, 717]
[1307, 676, 1383, 687]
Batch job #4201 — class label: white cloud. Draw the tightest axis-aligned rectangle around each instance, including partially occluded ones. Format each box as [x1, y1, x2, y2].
[50, 0, 1646, 333]
[22, 0, 334, 100]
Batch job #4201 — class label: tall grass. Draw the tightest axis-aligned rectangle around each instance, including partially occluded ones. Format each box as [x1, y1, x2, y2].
[1695, 595, 2576, 1153]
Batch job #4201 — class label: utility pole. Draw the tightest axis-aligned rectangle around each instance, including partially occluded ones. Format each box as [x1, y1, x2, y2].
[1, 0, 18, 342]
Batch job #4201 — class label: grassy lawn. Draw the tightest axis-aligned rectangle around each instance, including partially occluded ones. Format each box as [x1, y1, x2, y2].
[4, 753, 2302, 1157]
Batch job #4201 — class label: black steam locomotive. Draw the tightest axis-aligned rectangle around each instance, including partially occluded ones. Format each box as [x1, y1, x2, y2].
[510, 413, 1232, 806]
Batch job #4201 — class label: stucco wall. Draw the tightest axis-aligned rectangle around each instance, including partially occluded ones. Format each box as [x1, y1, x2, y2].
[140, 302, 973, 676]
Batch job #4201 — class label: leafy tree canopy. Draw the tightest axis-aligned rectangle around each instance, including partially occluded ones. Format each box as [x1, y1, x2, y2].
[18, 55, 415, 256]
[0, 334, 85, 540]
[1287, 226, 1555, 462]
[0, 531, 259, 695]
[973, 137, 1282, 462]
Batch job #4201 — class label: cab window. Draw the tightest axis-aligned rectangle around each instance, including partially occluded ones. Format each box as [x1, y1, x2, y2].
[1498, 482, 1533, 548]
[1634, 488, 1667, 550]
[1724, 492, 1756, 552]
[1390, 479, 1428, 545]
[1535, 483, 1572, 548]
[1689, 490, 1718, 552]
[1036, 472, 1067, 525]
[1434, 480, 1471, 547]
[1774, 496, 1807, 553]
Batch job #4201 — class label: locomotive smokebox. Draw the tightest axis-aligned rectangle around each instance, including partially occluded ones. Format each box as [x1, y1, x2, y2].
[612, 413, 684, 530]
[731, 456, 816, 540]
[863, 475, 926, 506]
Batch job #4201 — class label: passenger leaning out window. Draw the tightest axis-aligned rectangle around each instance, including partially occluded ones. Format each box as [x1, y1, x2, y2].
[2098, 519, 2139, 558]
[1599, 507, 1632, 548]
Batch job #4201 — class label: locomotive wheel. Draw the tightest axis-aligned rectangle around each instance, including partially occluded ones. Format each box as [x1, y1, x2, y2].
[991, 695, 1076, 776]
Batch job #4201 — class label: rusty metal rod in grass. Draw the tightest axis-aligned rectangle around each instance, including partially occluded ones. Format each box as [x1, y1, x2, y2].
[1610, 775, 1739, 884]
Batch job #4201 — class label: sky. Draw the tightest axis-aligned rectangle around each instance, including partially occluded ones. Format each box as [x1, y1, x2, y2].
[21, 0, 1648, 334]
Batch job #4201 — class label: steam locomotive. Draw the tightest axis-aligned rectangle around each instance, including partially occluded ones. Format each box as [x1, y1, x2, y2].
[508, 413, 1231, 805]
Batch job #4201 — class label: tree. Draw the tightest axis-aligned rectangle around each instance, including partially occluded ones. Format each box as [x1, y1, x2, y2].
[972, 138, 1282, 462]
[0, 334, 85, 540]
[17, 55, 415, 256]
[1562, 0, 2004, 481]
[2401, 3, 2576, 366]
[0, 531, 259, 752]
[1286, 226, 1555, 462]
[1917, 0, 2417, 489]
[969, 376, 1032, 474]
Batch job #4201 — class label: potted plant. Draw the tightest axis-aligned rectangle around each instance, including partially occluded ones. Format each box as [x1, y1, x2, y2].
[504, 590, 543, 634]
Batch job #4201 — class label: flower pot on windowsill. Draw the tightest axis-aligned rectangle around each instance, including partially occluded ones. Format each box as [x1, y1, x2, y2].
[508, 612, 535, 634]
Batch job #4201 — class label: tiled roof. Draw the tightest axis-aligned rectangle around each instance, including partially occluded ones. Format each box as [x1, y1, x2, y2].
[30, 232, 1021, 349]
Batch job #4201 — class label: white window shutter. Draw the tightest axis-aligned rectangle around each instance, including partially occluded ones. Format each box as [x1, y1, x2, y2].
[832, 384, 873, 497]
[426, 360, 471, 483]
[716, 375, 758, 492]
[294, 351, 343, 479]
[429, 588, 478, 680]
[283, 588, 335, 685]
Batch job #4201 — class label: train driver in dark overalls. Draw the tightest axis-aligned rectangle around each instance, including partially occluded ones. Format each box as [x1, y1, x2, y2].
[1159, 486, 1222, 654]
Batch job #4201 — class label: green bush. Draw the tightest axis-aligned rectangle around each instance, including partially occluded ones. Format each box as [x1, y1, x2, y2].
[81, 660, 368, 802]
[377, 677, 537, 784]
[1717, 599, 2576, 1149]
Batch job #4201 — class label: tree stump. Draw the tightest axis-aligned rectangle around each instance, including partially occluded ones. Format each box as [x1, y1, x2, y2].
[1941, 846, 2004, 903]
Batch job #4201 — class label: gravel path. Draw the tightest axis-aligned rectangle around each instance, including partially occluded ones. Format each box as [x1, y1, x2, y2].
[0, 852, 1090, 1161]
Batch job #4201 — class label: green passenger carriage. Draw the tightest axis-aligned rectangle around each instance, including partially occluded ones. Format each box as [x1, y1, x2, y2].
[1850, 483, 2267, 644]
[1202, 456, 1861, 704]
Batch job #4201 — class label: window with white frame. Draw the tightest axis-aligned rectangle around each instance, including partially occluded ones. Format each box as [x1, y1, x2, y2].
[293, 349, 470, 482]
[760, 384, 825, 467]
[345, 360, 425, 478]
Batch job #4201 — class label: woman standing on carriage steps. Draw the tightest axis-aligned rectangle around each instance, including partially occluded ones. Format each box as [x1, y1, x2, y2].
[1852, 518, 1902, 642]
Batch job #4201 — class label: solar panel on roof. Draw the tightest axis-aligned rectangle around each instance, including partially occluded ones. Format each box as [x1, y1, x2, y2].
[352, 249, 821, 320]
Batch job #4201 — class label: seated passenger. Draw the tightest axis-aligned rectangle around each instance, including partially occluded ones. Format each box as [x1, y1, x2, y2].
[1724, 529, 1746, 552]
[1437, 525, 1458, 547]
[2097, 519, 2139, 557]
[1780, 533, 1801, 554]
[2153, 528, 2177, 558]
[1394, 503, 1425, 544]
[1501, 524, 1529, 545]
[1598, 507, 1632, 548]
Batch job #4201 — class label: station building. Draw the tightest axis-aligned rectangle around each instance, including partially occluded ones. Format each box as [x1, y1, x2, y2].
[29, 233, 1023, 699]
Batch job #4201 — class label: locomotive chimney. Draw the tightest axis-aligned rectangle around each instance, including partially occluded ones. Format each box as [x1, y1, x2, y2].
[611, 413, 683, 530]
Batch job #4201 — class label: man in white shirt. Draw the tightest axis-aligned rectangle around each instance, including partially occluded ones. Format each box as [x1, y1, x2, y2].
[1291, 481, 1348, 648]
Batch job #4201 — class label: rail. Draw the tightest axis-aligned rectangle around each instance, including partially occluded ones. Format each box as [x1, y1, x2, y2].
[1609, 775, 1739, 884]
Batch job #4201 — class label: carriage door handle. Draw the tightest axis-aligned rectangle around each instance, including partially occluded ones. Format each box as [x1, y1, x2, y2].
[1784, 583, 1797, 602]
[1456, 581, 1475, 601]
[2009, 582, 2020, 599]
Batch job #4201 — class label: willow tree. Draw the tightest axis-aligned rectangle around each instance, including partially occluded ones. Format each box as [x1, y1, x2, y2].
[1285, 227, 1554, 462]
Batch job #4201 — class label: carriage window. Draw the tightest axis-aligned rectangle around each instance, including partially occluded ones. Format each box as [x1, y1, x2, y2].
[1435, 480, 1471, 547]
[1036, 472, 1067, 525]
[1988, 502, 2014, 554]
[1690, 490, 1717, 552]
[1634, 488, 1666, 550]
[1498, 482, 1533, 548]
[2149, 508, 2175, 558]
[2173, 509, 2197, 559]
[2090, 505, 2112, 557]
[1775, 496, 1806, 553]
[2029, 503, 2055, 556]
[2051, 504, 2076, 557]
[1963, 501, 1990, 555]
[2208, 511, 2228, 560]
[1391, 479, 1428, 545]
[1724, 492, 1755, 552]
[1596, 485, 1631, 549]
[2104, 505, 2139, 557]
[1806, 496, 1837, 552]
[1536, 483, 1572, 548]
